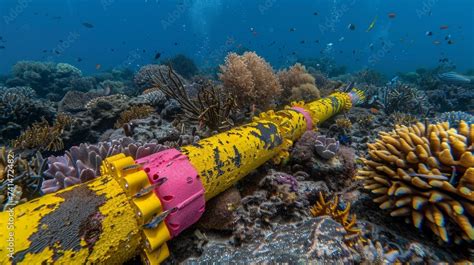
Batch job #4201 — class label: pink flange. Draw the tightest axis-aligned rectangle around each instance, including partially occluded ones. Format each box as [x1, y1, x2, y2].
[291, 106, 313, 130]
[135, 149, 205, 237]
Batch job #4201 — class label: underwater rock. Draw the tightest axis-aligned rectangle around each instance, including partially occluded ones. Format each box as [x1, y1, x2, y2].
[197, 187, 241, 231]
[290, 131, 356, 191]
[58, 90, 102, 113]
[102, 114, 180, 144]
[233, 170, 308, 244]
[186, 217, 354, 264]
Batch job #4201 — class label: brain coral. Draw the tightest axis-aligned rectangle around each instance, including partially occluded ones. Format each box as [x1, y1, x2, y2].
[356, 121, 474, 243]
[218, 51, 282, 109]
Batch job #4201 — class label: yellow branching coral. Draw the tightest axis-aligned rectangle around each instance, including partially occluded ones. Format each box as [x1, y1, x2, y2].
[218, 51, 282, 109]
[278, 63, 320, 103]
[114, 105, 155, 128]
[310, 192, 366, 246]
[336, 117, 353, 130]
[12, 114, 72, 151]
[356, 121, 474, 243]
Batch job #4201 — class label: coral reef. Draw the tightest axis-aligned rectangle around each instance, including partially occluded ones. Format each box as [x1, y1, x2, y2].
[277, 63, 320, 103]
[364, 82, 432, 115]
[134, 64, 187, 91]
[6, 61, 88, 98]
[0, 86, 55, 142]
[162, 54, 199, 79]
[389, 112, 419, 126]
[148, 67, 236, 131]
[356, 121, 474, 243]
[436, 111, 474, 127]
[58, 90, 103, 113]
[233, 170, 307, 244]
[290, 131, 356, 191]
[219, 51, 282, 109]
[114, 105, 155, 128]
[425, 84, 474, 112]
[41, 137, 168, 193]
[12, 114, 72, 152]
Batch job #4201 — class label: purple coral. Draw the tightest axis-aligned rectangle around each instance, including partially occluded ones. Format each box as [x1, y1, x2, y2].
[314, 135, 339, 159]
[273, 172, 298, 192]
[41, 137, 168, 194]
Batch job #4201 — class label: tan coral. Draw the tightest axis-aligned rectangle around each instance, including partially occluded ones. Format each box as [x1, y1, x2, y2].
[278, 63, 320, 103]
[310, 192, 367, 247]
[114, 105, 155, 128]
[219, 51, 282, 109]
[356, 121, 474, 243]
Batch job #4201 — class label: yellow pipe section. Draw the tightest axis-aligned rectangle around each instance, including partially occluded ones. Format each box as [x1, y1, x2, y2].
[0, 91, 362, 264]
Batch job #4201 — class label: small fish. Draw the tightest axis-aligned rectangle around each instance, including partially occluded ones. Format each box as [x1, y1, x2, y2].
[0, 46, 5, 49]
[425, 31, 433, 36]
[447, 39, 454, 45]
[59, 40, 64, 43]
[77, 57, 82, 62]
[0, 36, 3, 40]
[154, 52, 161, 60]
[366, 16, 377, 32]
[313, 12, 318, 16]
[289, 27, 296, 32]
[387, 12, 396, 19]
[82, 22, 94, 28]
[42, 49, 48, 53]
[445, 34, 451, 40]
[348, 23, 356, 31]
[174, 42, 178, 46]
[110, 48, 115, 52]
[338, 36, 345, 42]
[440, 25, 449, 30]
[437, 72, 471, 84]
[95, 64, 101, 70]
[433, 40, 441, 45]
[369, 43, 374, 50]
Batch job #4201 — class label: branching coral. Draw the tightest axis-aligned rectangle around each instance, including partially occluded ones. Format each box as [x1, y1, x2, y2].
[41, 137, 168, 193]
[389, 112, 419, 127]
[310, 192, 366, 247]
[114, 105, 155, 128]
[356, 121, 474, 243]
[219, 51, 282, 109]
[335, 117, 353, 130]
[12, 114, 72, 151]
[278, 63, 320, 103]
[148, 66, 236, 131]
[436, 111, 474, 127]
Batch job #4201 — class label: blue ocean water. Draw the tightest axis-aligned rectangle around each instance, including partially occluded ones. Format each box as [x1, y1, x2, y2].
[0, 0, 473, 76]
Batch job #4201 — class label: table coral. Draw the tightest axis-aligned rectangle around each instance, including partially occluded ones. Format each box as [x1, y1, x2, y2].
[356, 121, 474, 243]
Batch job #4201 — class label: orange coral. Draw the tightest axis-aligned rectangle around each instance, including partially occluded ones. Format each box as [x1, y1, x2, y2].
[218, 52, 282, 109]
[278, 63, 320, 103]
[356, 121, 474, 243]
[310, 192, 367, 247]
